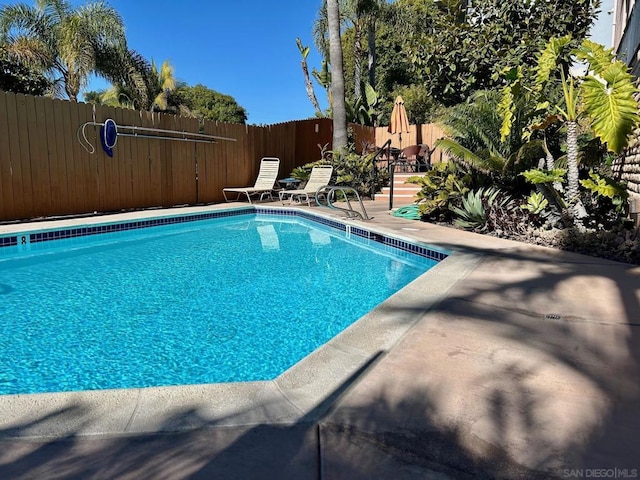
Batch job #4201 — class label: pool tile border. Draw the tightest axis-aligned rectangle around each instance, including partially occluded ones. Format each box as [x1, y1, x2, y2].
[0, 206, 448, 263]
[0, 204, 474, 441]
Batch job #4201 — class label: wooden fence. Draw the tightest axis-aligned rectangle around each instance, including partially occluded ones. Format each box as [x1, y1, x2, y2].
[375, 124, 449, 164]
[0, 92, 375, 222]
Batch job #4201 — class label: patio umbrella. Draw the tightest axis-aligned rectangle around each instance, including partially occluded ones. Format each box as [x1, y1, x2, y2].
[388, 95, 410, 148]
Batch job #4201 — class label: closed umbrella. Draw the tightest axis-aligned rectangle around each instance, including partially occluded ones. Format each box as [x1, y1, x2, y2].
[386, 96, 411, 211]
[388, 95, 410, 148]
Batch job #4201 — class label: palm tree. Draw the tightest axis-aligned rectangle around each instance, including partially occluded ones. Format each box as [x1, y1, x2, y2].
[146, 59, 177, 112]
[327, 0, 348, 151]
[94, 45, 151, 109]
[0, 0, 127, 101]
[91, 53, 178, 113]
[313, 0, 385, 102]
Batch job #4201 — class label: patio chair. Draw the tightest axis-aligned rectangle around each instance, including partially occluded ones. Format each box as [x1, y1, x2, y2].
[279, 165, 334, 206]
[398, 145, 422, 172]
[416, 144, 436, 172]
[223, 157, 280, 203]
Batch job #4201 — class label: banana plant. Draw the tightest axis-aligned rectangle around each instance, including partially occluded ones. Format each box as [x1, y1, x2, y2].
[345, 81, 379, 125]
[499, 36, 639, 221]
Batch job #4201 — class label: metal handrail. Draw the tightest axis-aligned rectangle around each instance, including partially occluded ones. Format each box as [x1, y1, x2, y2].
[315, 186, 371, 220]
[370, 139, 393, 172]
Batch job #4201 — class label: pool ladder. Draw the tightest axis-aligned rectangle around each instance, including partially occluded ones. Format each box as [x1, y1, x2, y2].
[315, 186, 371, 220]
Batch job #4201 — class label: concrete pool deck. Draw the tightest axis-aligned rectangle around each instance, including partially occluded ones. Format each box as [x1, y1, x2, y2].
[1, 201, 639, 479]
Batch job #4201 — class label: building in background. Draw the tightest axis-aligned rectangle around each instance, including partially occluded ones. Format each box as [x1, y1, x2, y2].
[612, 1, 640, 218]
[613, 0, 639, 75]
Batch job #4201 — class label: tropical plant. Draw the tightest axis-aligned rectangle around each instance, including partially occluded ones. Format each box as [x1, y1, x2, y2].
[0, 0, 127, 100]
[0, 44, 49, 94]
[331, 149, 388, 198]
[88, 57, 185, 114]
[407, 161, 471, 220]
[345, 80, 378, 125]
[434, 90, 545, 190]
[144, 59, 176, 112]
[521, 191, 549, 215]
[288, 149, 387, 199]
[296, 37, 323, 117]
[580, 171, 629, 211]
[500, 36, 640, 221]
[313, 0, 386, 100]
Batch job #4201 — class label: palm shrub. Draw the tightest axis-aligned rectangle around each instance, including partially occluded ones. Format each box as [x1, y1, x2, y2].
[434, 90, 546, 193]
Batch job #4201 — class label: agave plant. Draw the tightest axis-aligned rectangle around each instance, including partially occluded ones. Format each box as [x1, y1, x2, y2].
[452, 187, 510, 231]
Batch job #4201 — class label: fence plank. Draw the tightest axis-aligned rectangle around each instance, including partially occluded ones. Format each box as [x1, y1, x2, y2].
[26, 94, 52, 216]
[14, 94, 36, 218]
[51, 98, 73, 214]
[109, 105, 131, 210]
[0, 93, 16, 219]
[41, 96, 65, 214]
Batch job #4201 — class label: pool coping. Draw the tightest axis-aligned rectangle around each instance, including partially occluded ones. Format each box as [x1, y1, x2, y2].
[0, 204, 479, 440]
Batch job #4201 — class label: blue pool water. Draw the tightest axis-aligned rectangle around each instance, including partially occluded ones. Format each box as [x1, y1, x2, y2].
[0, 213, 440, 395]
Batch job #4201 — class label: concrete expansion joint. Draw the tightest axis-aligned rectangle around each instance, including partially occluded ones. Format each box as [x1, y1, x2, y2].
[270, 380, 307, 417]
[123, 388, 144, 432]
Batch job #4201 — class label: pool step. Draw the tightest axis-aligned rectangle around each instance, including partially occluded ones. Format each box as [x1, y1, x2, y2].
[374, 173, 421, 206]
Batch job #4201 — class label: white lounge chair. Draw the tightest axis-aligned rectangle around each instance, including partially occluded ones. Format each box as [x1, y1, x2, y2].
[279, 165, 333, 206]
[223, 157, 280, 203]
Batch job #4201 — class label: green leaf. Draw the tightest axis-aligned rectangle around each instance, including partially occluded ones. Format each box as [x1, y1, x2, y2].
[521, 168, 566, 184]
[363, 81, 378, 108]
[582, 62, 640, 153]
[574, 40, 615, 75]
[534, 35, 571, 93]
[579, 171, 629, 200]
[498, 83, 515, 142]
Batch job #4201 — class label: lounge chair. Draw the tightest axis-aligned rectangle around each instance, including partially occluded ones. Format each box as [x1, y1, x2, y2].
[223, 157, 280, 203]
[279, 165, 333, 206]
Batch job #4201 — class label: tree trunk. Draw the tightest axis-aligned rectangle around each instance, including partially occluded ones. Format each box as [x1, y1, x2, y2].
[367, 18, 376, 89]
[327, 0, 348, 151]
[354, 23, 362, 101]
[301, 59, 322, 115]
[565, 120, 580, 216]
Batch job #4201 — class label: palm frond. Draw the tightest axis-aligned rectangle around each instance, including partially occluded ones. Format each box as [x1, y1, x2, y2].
[435, 138, 499, 176]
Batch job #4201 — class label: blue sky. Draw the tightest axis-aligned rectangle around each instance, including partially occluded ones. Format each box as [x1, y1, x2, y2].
[2, 0, 615, 125]
[86, 0, 328, 125]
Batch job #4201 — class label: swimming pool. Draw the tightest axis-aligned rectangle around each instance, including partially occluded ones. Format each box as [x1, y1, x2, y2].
[0, 208, 447, 395]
